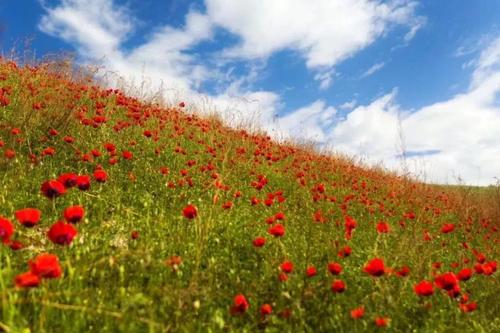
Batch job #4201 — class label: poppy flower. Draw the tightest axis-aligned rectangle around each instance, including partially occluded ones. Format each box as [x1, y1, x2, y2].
[268, 224, 285, 237]
[280, 261, 294, 273]
[434, 272, 458, 291]
[260, 304, 272, 316]
[364, 258, 385, 277]
[457, 268, 473, 281]
[338, 246, 352, 258]
[331, 279, 346, 293]
[41, 180, 66, 199]
[0, 217, 14, 243]
[374, 317, 389, 327]
[14, 271, 40, 288]
[252, 237, 266, 247]
[58, 173, 78, 188]
[9, 240, 23, 250]
[76, 175, 91, 190]
[327, 262, 342, 275]
[231, 294, 249, 314]
[63, 205, 85, 223]
[93, 169, 108, 182]
[182, 204, 197, 219]
[350, 306, 365, 319]
[29, 253, 62, 278]
[441, 223, 455, 234]
[122, 150, 133, 160]
[376, 222, 390, 233]
[414, 280, 434, 296]
[306, 266, 317, 277]
[460, 302, 477, 313]
[15, 208, 41, 227]
[48, 221, 77, 245]
[131, 230, 139, 239]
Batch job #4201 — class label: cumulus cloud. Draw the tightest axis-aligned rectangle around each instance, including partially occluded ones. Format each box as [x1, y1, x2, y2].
[205, 0, 423, 68]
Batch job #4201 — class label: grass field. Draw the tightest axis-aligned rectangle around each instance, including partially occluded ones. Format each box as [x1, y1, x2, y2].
[0, 58, 498, 332]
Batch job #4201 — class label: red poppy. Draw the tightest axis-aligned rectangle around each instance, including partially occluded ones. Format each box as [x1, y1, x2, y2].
[441, 223, 455, 233]
[14, 271, 40, 288]
[252, 237, 266, 247]
[41, 180, 66, 199]
[29, 253, 62, 278]
[48, 221, 77, 245]
[374, 317, 389, 327]
[331, 279, 346, 293]
[414, 280, 434, 296]
[396, 266, 410, 277]
[122, 150, 133, 160]
[280, 261, 294, 273]
[275, 212, 285, 220]
[76, 175, 91, 190]
[58, 173, 78, 188]
[376, 222, 390, 233]
[15, 208, 41, 227]
[306, 266, 317, 277]
[327, 262, 342, 275]
[364, 258, 385, 277]
[268, 224, 285, 237]
[350, 306, 365, 319]
[338, 245, 352, 258]
[93, 169, 108, 182]
[231, 294, 249, 314]
[460, 302, 477, 312]
[434, 272, 458, 290]
[131, 230, 140, 239]
[182, 204, 198, 219]
[0, 216, 14, 243]
[260, 304, 272, 316]
[457, 268, 473, 281]
[64, 205, 85, 223]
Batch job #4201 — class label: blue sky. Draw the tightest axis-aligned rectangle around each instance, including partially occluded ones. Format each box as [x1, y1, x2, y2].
[1, 0, 499, 185]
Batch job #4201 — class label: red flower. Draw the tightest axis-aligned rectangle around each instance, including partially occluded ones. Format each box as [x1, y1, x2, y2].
[460, 302, 477, 313]
[231, 294, 249, 314]
[64, 205, 85, 223]
[376, 222, 390, 233]
[15, 271, 40, 288]
[15, 208, 41, 227]
[306, 266, 317, 277]
[48, 221, 77, 245]
[58, 173, 78, 188]
[122, 150, 133, 160]
[441, 223, 455, 234]
[396, 266, 410, 277]
[275, 212, 285, 220]
[41, 180, 66, 199]
[0, 216, 14, 243]
[131, 230, 140, 239]
[350, 306, 365, 319]
[252, 237, 266, 247]
[338, 245, 352, 258]
[268, 223, 285, 237]
[93, 169, 108, 182]
[327, 262, 342, 275]
[457, 268, 473, 281]
[374, 317, 389, 327]
[434, 272, 458, 290]
[414, 280, 434, 296]
[260, 304, 272, 316]
[76, 175, 91, 190]
[364, 258, 385, 277]
[29, 253, 62, 278]
[331, 279, 346, 293]
[182, 204, 198, 219]
[280, 261, 294, 273]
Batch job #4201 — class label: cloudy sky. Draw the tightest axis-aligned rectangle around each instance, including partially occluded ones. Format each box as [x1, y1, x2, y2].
[1, 0, 499, 185]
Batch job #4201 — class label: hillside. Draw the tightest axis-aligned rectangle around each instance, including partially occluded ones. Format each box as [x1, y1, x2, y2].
[0, 58, 498, 332]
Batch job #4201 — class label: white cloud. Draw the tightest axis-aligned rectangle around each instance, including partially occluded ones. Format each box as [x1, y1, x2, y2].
[314, 69, 336, 90]
[205, 0, 423, 69]
[361, 62, 386, 78]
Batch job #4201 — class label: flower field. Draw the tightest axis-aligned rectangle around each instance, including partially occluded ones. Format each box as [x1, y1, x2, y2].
[0, 58, 498, 332]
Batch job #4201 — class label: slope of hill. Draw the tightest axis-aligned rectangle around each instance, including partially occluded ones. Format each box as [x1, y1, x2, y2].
[0, 58, 498, 332]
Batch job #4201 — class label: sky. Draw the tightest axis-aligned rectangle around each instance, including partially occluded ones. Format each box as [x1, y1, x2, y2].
[1, 0, 499, 185]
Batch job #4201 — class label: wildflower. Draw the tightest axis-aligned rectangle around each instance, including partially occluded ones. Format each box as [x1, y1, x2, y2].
[41, 180, 66, 199]
[93, 169, 108, 182]
[182, 204, 197, 219]
[48, 221, 77, 245]
[29, 254, 62, 278]
[76, 175, 91, 190]
[331, 279, 346, 293]
[15, 272, 40, 288]
[252, 237, 266, 248]
[376, 222, 390, 233]
[457, 268, 473, 281]
[327, 262, 342, 275]
[15, 208, 41, 227]
[64, 206, 85, 223]
[58, 173, 78, 188]
[0, 217, 14, 243]
[414, 280, 434, 296]
[441, 223, 455, 234]
[374, 317, 389, 327]
[231, 294, 249, 314]
[268, 224, 285, 237]
[260, 304, 272, 316]
[350, 306, 365, 319]
[364, 258, 385, 277]
[306, 266, 317, 277]
[280, 261, 294, 273]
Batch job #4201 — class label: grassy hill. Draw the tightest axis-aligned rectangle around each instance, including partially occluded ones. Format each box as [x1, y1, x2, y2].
[0, 58, 498, 332]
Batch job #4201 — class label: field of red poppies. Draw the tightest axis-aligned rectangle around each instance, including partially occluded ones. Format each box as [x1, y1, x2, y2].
[0, 58, 498, 332]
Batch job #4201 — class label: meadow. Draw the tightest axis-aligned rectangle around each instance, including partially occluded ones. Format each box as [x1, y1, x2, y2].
[0, 58, 498, 332]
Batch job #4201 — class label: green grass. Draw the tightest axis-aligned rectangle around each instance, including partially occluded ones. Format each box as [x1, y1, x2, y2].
[0, 59, 498, 332]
